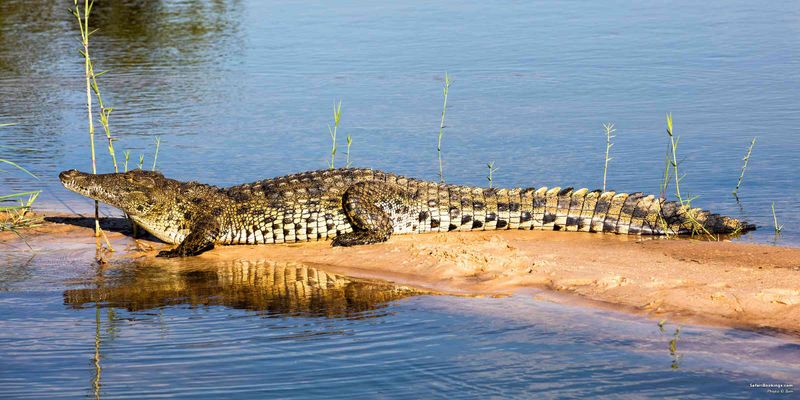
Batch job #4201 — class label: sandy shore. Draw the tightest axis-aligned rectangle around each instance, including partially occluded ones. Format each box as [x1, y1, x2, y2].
[3, 212, 800, 336]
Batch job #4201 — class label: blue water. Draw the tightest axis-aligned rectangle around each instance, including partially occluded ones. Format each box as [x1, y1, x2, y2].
[0, 250, 798, 399]
[1, 1, 799, 397]
[0, 0, 798, 244]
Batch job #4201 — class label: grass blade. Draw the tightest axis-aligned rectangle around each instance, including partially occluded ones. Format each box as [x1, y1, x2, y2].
[0, 159, 38, 179]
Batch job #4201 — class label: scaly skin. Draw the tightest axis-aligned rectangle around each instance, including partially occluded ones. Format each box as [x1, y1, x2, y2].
[59, 168, 755, 257]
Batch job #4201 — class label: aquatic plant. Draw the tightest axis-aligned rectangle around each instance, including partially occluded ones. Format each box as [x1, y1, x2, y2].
[0, 125, 42, 241]
[72, 0, 98, 181]
[123, 150, 130, 172]
[602, 122, 615, 192]
[72, 0, 117, 253]
[0, 157, 36, 180]
[0, 190, 41, 249]
[328, 100, 342, 169]
[661, 114, 713, 238]
[73, 0, 99, 232]
[772, 202, 783, 234]
[659, 140, 671, 200]
[151, 137, 161, 171]
[0, 187, 41, 242]
[733, 137, 756, 196]
[658, 119, 675, 235]
[486, 161, 498, 188]
[90, 62, 119, 174]
[0, 190, 39, 214]
[437, 72, 452, 183]
[345, 133, 353, 168]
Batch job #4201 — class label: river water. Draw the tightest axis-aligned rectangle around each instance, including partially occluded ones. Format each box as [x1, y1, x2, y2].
[1, 0, 799, 398]
[1, 249, 798, 399]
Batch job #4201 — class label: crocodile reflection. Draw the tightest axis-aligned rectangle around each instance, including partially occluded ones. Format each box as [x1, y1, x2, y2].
[64, 261, 425, 317]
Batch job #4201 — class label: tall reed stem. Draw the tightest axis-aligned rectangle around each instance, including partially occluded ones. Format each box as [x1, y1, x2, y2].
[660, 140, 671, 199]
[73, 0, 100, 236]
[151, 137, 161, 171]
[733, 137, 756, 196]
[772, 202, 783, 233]
[89, 63, 117, 173]
[123, 150, 130, 172]
[665, 113, 712, 237]
[345, 134, 352, 168]
[437, 72, 451, 183]
[486, 161, 498, 188]
[328, 101, 342, 170]
[666, 114, 684, 203]
[602, 122, 615, 192]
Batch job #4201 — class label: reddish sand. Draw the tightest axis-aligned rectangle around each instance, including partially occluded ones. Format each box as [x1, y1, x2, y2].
[4, 212, 800, 336]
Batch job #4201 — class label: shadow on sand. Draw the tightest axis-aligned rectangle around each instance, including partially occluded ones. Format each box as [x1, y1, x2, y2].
[43, 216, 161, 242]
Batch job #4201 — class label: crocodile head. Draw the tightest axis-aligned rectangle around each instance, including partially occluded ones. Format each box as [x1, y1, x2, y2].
[59, 169, 201, 244]
[59, 169, 171, 217]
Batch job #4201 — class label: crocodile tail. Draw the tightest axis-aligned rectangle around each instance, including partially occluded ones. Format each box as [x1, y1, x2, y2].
[477, 186, 753, 235]
[428, 184, 753, 236]
[557, 188, 755, 235]
[652, 200, 756, 235]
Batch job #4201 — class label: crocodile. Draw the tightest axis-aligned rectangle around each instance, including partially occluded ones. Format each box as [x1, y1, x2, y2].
[59, 168, 755, 257]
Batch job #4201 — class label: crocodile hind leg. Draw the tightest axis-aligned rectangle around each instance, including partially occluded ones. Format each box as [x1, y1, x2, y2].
[157, 216, 219, 257]
[332, 181, 411, 247]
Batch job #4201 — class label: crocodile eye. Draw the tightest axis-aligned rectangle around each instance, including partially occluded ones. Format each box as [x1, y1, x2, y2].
[133, 176, 155, 188]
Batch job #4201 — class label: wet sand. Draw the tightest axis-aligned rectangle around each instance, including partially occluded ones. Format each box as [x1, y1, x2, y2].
[4, 212, 800, 336]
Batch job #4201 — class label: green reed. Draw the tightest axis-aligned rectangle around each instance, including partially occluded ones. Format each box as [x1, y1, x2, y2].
[602, 122, 615, 192]
[72, 0, 119, 253]
[345, 133, 353, 168]
[486, 161, 498, 188]
[328, 100, 342, 169]
[0, 158, 36, 181]
[662, 114, 714, 238]
[772, 202, 783, 234]
[0, 188, 41, 238]
[0, 189, 41, 249]
[659, 140, 671, 200]
[73, 0, 99, 236]
[733, 137, 756, 196]
[0, 125, 42, 238]
[0, 190, 39, 213]
[123, 150, 130, 172]
[151, 137, 161, 171]
[437, 72, 452, 183]
[90, 63, 118, 173]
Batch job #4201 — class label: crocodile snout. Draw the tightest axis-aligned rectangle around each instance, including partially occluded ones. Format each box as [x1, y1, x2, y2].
[58, 169, 81, 182]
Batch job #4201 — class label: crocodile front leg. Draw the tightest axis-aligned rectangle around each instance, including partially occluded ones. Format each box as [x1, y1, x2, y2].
[157, 215, 219, 257]
[332, 181, 410, 247]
